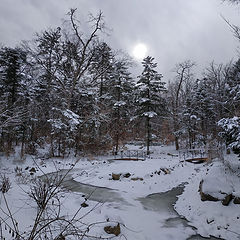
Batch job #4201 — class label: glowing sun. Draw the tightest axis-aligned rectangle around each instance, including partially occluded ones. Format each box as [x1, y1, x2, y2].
[132, 43, 148, 60]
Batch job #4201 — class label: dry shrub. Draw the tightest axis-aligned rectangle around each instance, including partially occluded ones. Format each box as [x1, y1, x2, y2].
[0, 175, 11, 193]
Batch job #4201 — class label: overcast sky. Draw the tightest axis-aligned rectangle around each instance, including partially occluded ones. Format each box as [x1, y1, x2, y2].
[0, 0, 240, 80]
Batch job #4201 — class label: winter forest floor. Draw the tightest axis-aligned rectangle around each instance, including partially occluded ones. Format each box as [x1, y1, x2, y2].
[0, 144, 240, 240]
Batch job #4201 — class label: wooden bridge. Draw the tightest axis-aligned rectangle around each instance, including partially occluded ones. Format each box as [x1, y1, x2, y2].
[179, 148, 223, 162]
[113, 150, 147, 161]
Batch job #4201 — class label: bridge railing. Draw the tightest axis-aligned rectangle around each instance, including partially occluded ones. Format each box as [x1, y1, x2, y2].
[114, 150, 147, 160]
[179, 148, 223, 160]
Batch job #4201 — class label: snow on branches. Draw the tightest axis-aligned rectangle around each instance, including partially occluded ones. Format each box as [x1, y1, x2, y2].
[218, 116, 240, 154]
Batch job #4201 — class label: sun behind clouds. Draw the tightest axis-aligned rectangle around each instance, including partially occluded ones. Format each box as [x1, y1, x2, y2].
[132, 43, 148, 60]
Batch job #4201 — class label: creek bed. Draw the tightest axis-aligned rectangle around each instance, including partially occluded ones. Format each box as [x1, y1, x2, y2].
[43, 169, 221, 240]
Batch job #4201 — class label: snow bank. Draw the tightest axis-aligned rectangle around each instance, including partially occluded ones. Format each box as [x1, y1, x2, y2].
[175, 157, 240, 240]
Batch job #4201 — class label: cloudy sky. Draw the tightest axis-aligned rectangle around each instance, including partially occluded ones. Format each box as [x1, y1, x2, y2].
[0, 0, 240, 80]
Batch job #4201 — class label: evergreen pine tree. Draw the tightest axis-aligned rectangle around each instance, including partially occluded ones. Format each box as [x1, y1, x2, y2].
[135, 56, 166, 154]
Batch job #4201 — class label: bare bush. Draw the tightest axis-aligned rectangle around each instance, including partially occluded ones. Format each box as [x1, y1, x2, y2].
[28, 175, 62, 211]
[0, 160, 123, 240]
[0, 175, 11, 193]
[14, 166, 33, 184]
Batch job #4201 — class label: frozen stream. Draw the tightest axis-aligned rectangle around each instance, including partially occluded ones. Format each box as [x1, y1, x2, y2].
[44, 169, 221, 240]
[62, 178, 128, 204]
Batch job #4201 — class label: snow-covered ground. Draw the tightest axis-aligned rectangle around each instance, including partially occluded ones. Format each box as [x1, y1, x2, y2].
[176, 153, 240, 240]
[0, 144, 240, 239]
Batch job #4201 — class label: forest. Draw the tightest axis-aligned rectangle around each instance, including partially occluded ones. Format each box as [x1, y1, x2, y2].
[0, 8, 239, 159]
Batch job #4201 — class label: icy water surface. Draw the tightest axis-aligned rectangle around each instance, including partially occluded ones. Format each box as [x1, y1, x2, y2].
[44, 169, 221, 240]
[62, 178, 128, 204]
[138, 186, 222, 240]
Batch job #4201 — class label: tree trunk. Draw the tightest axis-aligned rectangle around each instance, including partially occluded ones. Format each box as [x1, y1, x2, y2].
[50, 135, 55, 157]
[175, 136, 179, 150]
[100, 74, 103, 97]
[146, 116, 150, 155]
[21, 128, 25, 158]
[173, 113, 179, 150]
[115, 132, 119, 155]
[114, 77, 121, 155]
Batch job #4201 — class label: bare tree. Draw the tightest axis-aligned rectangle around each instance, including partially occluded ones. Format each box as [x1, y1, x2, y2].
[0, 164, 122, 240]
[169, 60, 195, 150]
[221, 15, 240, 43]
[65, 8, 106, 109]
[223, 0, 240, 4]
[0, 104, 26, 129]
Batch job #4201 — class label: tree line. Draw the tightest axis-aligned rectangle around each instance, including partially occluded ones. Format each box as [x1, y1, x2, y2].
[0, 9, 239, 157]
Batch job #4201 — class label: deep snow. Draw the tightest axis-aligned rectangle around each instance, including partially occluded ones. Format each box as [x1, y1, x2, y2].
[0, 144, 239, 239]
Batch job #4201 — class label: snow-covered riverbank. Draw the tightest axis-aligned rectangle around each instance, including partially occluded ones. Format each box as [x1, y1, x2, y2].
[0, 145, 239, 239]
